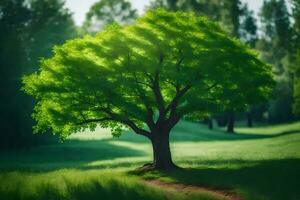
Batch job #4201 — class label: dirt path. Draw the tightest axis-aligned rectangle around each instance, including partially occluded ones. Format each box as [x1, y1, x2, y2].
[143, 180, 244, 200]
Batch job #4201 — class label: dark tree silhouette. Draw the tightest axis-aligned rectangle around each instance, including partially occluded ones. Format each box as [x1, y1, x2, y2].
[0, 0, 76, 148]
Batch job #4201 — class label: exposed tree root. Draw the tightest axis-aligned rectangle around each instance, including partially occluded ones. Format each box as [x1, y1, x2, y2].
[132, 163, 182, 174]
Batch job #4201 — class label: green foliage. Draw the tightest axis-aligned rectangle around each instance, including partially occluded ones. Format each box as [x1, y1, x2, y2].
[83, 0, 137, 33]
[23, 9, 274, 139]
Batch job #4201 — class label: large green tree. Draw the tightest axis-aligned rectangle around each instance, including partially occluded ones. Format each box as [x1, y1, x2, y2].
[23, 9, 274, 170]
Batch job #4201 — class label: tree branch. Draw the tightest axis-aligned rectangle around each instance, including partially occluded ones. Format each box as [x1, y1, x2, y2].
[153, 70, 166, 122]
[121, 119, 151, 138]
[205, 82, 218, 91]
[166, 85, 191, 114]
[132, 72, 155, 129]
[96, 106, 151, 138]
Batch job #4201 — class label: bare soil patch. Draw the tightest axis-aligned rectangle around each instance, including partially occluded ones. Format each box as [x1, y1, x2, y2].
[143, 179, 244, 200]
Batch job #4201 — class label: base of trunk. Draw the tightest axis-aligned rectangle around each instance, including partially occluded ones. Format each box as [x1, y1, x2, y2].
[135, 162, 180, 173]
[227, 112, 235, 133]
[247, 113, 253, 127]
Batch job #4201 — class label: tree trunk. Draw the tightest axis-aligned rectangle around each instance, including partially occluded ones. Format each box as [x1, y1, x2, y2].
[227, 112, 235, 133]
[247, 112, 253, 127]
[208, 118, 213, 130]
[150, 131, 176, 170]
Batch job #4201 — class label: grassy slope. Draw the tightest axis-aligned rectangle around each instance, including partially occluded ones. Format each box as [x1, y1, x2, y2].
[0, 121, 299, 200]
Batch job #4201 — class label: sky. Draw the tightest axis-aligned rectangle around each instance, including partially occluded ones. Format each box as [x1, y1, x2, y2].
[64, 0, 271, 26]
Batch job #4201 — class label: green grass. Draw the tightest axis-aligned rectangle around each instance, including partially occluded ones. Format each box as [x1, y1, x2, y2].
[0, 169, 191, 200]
[0, 121, 299, 200]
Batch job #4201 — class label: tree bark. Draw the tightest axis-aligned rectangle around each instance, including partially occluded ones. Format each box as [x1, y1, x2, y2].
[208, 118, 213, 130]
[247, 112, 253, 127]
[150, 131, 176, 170]
[227, 112, 235, 133]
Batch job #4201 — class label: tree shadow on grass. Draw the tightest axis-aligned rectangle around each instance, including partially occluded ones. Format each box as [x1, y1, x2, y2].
[0, 139, 148, 171]
[157, 159, 300, 200]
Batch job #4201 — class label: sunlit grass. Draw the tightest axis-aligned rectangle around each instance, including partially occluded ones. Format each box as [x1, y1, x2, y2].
[0, 169, 222, 200]
[235, 121, 300, 135]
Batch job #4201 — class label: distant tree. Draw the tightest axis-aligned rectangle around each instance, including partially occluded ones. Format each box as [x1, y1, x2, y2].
[23, 10, 274, 170]
[221, 0, 243, 38]
[258, 0, 294, 123]
[294, 53, 300, 115]
[291, 0, 300, 115]
[26, 0, 77, 72]
[0, 0, 31, 148]
[219, 0, 243, 132]
[240, 4, 258, 47]
[83, 0, 137, 33]
[149, 0, 178, 11]
[239, 3, 259, 127]
[148, 0, 221, 20]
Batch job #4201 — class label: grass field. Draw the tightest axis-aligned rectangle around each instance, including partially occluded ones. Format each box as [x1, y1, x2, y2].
[0, 121, 299, 200]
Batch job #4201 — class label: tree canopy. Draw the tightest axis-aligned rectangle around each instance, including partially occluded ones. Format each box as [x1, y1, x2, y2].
[23, 9, 274, 140]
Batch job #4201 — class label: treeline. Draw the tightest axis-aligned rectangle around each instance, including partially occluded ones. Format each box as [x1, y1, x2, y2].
[0, 0, 76, 149]
[1, 0, 299, 149]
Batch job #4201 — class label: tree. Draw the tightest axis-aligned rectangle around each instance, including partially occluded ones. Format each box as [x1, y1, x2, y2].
[219, 0, 243, 133]
[238, 3, 259, 127]
[148, 0, 222, 20]
[221, 0, 243, 38]
[294, 53, 300, 114]
[149, 0, 179, 11]
[23, 9, 274, 170]
[291, 0, 300, 115]
[26, 0, 77, 72]
[258, 0, 294, 123]
[83, 0, 137, 33]
[240, 4, 258, 48]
